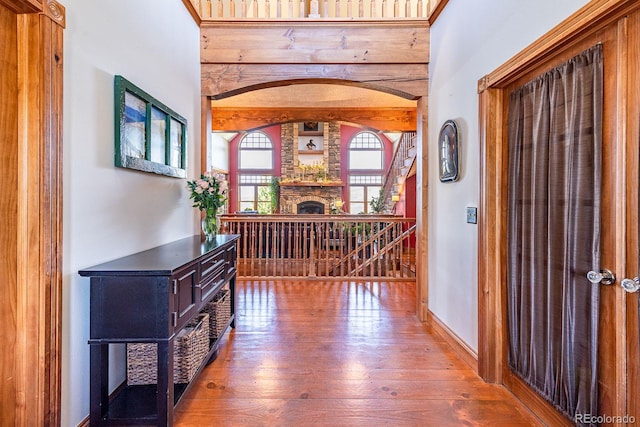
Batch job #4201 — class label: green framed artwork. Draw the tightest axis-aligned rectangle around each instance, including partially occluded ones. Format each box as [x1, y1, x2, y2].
[114, 75, 187, 178]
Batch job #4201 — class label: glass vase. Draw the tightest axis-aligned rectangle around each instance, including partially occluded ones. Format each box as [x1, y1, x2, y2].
[201, 210, 218, 240]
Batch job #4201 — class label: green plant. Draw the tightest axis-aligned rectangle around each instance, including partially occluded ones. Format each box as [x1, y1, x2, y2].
[269, 176, 280, 213]
[352, 221, 372, 235]
[257, 186, 272, 214]
[369, 189, 385, 214]
[314, 169, 328, 181]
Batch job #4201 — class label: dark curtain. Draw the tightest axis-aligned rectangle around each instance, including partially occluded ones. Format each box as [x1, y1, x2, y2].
[506, 44, 603, 424]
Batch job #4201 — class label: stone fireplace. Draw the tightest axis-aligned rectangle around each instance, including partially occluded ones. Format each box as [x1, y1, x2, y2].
[296, 199, 325, 214]
[279, 122, 343, 214]
[291, 195, 331, 214]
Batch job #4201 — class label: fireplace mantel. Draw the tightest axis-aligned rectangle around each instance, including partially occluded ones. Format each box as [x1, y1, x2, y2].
[280, 181, 343, 187]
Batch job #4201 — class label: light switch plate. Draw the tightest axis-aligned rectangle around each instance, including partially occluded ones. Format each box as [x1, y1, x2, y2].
[466, 207, 477, 224]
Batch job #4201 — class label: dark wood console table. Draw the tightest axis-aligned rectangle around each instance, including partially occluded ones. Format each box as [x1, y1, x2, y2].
[79, 234, 239, 426]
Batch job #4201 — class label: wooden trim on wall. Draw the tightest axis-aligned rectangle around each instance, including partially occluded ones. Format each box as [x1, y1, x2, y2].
[503, 372, 572, 427]
[477, 86, 505, 384]
[427, 0, 448, 25]
[201, 96, 212, 173]
[415, 96, 428, 320]
[181, 0, 202, 25]
[427, 310, 478, 372]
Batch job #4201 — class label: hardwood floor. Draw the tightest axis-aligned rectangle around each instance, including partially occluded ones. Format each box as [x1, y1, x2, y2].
[175, 280, 540, 426]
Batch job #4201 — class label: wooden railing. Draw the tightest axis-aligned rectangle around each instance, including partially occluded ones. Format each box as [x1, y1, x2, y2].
[381, 131, 416, 211]
[220, 214, 416, 280]
[188, 0, 433, 19]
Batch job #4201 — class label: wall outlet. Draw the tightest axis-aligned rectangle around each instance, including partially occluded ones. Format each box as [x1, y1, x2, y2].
[466, 207, 477, 224]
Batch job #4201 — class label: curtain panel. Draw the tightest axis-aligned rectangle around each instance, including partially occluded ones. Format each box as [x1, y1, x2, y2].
[506, 44, 603, 424]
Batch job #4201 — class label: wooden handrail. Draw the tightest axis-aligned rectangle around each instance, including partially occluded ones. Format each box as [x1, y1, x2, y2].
[349, 223, 415, 276]
[220, 214, 416, 280]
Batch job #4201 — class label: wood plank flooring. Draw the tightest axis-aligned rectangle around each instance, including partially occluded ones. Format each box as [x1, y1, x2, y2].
[175, 281, 540, 426]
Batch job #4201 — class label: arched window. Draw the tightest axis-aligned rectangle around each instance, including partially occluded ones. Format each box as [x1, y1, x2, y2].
[238, 132, 274, 213]
[348, 132, 383, 214]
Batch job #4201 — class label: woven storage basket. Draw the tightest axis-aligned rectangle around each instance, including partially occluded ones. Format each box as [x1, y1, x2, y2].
[127, 312, 210, 385]
[202, 287, 231, 340]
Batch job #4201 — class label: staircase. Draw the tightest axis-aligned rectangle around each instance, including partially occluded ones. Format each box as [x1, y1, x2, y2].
[328, 222, 416, 277]
[381, 132, 417, 212]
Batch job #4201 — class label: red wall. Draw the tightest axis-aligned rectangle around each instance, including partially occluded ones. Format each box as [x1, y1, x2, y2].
[405, 173, 416, 247]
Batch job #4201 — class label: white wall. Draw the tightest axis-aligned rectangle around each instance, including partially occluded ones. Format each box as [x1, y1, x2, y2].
[427, 0, 589, 351]
[210, 133, 232, 171]
[62, 1, 201, 425]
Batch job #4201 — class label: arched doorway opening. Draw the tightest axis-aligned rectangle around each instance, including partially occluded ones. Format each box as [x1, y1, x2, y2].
[201, 81, 428, 319]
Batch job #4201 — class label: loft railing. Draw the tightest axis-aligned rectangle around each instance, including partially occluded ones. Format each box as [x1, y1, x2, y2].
[220, 214, 416, 280]
[381, 131, 416, 211]
[187, 0, 433, 19]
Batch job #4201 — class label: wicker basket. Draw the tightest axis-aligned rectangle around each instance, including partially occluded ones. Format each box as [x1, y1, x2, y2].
[202, 287, 231, 340]
[127, 312, 210, 385]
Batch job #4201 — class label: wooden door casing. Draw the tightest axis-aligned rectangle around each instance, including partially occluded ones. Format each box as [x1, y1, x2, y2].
[625, 10, 640, 425]
[0, 5, 20, 424]
[0, 1, 65, 425]
[478, 1, 640, 424]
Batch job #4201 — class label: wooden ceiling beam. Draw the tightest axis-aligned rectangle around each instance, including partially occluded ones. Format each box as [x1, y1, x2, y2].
[210, 107, 417, 132]
[200, 21, 429, 100]
[201, 22, 429, 64]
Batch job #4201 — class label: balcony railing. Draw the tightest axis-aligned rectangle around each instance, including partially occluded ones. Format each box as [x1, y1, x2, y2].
[220, 214, 416, 280]
[187, 0, 434, 19]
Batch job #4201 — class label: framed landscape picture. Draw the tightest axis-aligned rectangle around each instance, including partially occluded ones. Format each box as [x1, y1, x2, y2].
[114, 75, 187, 178]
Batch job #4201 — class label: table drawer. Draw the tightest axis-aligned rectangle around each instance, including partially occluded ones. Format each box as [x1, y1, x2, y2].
[200, 264, 225, 302]
[199, 249, 225, 284]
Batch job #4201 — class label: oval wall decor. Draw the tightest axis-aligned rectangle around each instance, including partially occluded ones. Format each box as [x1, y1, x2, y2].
[438, 119, 460, 182]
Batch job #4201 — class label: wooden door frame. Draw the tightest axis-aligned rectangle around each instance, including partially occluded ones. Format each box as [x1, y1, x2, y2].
[625, 10, 640, 424]
[478, 0, 639, 424]
[0, 0, 65, 424]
